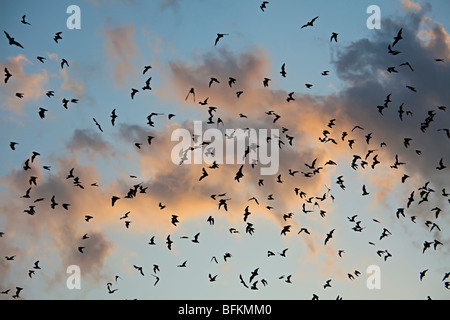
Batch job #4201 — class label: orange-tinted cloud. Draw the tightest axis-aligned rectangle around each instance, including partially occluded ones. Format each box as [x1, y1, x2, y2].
[0, 54, 49, 113]
[60, 68, 85, 99]
[104, 24, 138, 87]
[401, 0, 422, 12]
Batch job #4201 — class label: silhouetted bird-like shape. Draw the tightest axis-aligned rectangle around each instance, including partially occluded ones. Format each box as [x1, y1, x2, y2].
[388, 44, 401, 55]
[280, 63, 287, 77]
[281, 225, 291, 236]
[399, 61, 414, 72]
[330, 32, 338, 42]
[12, 287, 23, 299]
[436, 158, 446, 170]
[143, 65, 152, 74]
[260, 1, 269, 11]
[362, 184, 370, 196]
[186, 88, 196, 102]
[406, 85, 416, 92]
[130, 88, 139, 100]
[228, 77, 236, 87]
[209, 274, 217, 282]
[142, 77, 152, 90]
[215, 33, 228, 46]
[171, 215, 179, 227]
[235, 165, 244, 182]
[286, 92, 295, 102]
[61, 58, 69, 69]
[21, 15, 31, 25]
[420, 269, 428, 281]
[199, 168, 208, 181]
[392, 28, 403, 47]
[93, 118, 103, 132]
[4, 68, 12, 83]
[110, 109, 117, 126]
[38, 108, 48, 119]
[111, 196, 120, 207]
[133, 265, 144, 276]
[324, 229, 335, 245]
[166, 235, 173, 250]
[54, 32, 62, 43]
[4, 31, 24, 48]
[209, 77, 220, 88]
[301, 16, 319, 29]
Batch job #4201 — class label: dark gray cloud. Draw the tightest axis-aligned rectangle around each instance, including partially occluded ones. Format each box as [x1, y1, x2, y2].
[67, 129, 113, 155]
[166, 46, 271, 112]
[330, 4, 450, 185]
[323, 4, 450, 256]
[159, 0, 189, 11]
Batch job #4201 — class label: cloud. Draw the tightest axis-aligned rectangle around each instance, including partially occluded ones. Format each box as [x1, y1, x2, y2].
[330, 6, 450, 184]
[104, 24, 138, 87]
[0, 54, 49, 113]
[160, 0, 179, 9]
[417, 18, 450, 57]
[60, 69, 85, 99]
[151, 47, 366, 235]
[67, 128, 113, 157]
[153, 6, 450, 271]
[161, 46, 271, 111]
[0, 53, 87, 119]
[401, 0, 423, 12]
[159, 0, 185, 11]
[0, 162, 114, 290]
[87, 0, 138, 7]
[1, 1, 449, 299]
[159, 0, 205, 12]
[325, 5, 450, 257]
[59, 231, 113, 281]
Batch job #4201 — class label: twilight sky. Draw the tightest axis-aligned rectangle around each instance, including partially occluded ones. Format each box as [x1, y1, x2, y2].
[0, 0, 449, 300]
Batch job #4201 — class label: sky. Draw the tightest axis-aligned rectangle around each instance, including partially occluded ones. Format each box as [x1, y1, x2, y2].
[0, 0, 449, 300]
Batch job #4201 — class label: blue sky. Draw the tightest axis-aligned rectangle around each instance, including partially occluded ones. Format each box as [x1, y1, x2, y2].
[0, 0, 449, 300]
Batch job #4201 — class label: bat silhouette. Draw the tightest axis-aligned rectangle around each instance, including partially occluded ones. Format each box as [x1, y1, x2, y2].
[301, 16, 319, 29]
[215, 33, 228, 46]
[93, 118, 103, 132]
[4, 31, 24, 48]
[324, 229, 335, 245]
[4, 68, 12, 83]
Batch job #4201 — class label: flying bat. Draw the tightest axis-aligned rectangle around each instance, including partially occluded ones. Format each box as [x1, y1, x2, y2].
[4, 31, 24, 48]
[215, 33, 228, 46]
[4, 68, 12, 83]
[93, 118, 103, 132]
[324, 229, 335, 245]
[301, 16, 319, 29]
